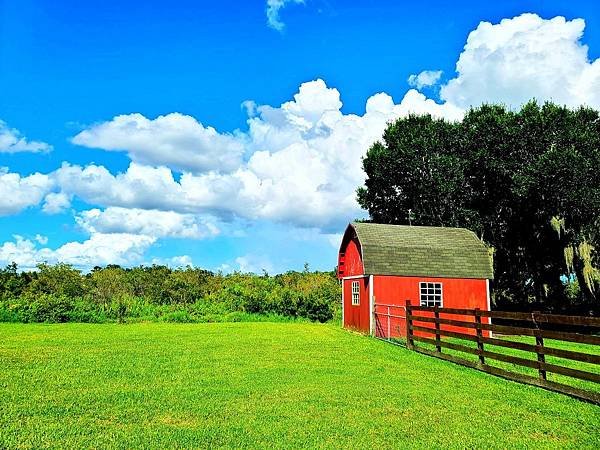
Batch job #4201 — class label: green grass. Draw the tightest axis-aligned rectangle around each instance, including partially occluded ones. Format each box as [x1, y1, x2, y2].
[407, 334, 600, 393]
[1, 323, 599, 449]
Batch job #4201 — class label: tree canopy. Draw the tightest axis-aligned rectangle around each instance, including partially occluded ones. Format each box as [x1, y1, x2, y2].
[357, 102, 600, 313]
[0, 263, 340, 323]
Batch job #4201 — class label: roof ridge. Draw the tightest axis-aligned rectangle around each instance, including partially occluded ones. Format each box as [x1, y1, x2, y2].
[353, 222, 476, 233]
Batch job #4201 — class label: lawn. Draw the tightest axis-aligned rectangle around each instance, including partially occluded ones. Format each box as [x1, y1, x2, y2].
[405, 333, 600, 393]
[0, 323, 599, 449]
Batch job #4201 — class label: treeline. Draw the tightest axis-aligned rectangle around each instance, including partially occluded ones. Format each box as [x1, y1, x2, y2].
[0, 263, 340, 324]
[358, 101, 600, 314]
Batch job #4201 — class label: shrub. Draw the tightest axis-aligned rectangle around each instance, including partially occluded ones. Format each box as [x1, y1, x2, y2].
[0, 301, 21, 322]
[68, 298, 107, 323]
[0, 264, 341, 324]
[19, 294, 75, 323]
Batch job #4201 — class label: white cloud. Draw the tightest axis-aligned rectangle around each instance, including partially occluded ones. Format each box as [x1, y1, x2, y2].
[60, 80, 460, 231]
[408, 70, 443, 89]
[42, 192, 71, 214]
[215, 263, 233, 273]
[0, 121, 52, 154]
[150, 255, 194, 267]
[266, 0, 304, 31]
[0, 236, 52, 270]
[0, 169, 53, 216]
[71, 113, 245, 173]
[169, 255, 193, 267]
[5, 12, 600, 244]
[34, 234, 48, 245]
[235, 254, 274, 274]
[52, 162, 186, 210]
[76, 207, 220, 240]
[56, 233, 155, 267]
[440, 14, 600, 109]
[0, 233, 154, 270]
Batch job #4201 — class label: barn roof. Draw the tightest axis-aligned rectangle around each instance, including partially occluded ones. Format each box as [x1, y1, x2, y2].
[347, 222, 493, 279]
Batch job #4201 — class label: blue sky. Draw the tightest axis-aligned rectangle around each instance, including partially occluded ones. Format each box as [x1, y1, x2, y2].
[1, 0, 599, 273]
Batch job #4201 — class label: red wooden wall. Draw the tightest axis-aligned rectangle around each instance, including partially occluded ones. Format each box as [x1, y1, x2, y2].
[338, 236, 363, 278]
[343, 275, 490, 337]
[372, 275, 490, 339]
[342, 277, 370, 332]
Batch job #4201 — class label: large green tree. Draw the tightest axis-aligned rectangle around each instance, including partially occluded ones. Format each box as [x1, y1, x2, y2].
[357, 102, 600, 312]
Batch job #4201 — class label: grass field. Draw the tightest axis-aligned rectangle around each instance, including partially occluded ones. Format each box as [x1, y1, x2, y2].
[1, 323, 599, 449]
[406, 334, 600, 393]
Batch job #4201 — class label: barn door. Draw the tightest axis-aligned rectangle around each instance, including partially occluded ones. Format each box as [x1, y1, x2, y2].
[343, 277, 369, 333]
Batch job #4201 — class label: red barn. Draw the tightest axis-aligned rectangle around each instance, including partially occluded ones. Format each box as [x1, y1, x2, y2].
[337, 222, 494, 338]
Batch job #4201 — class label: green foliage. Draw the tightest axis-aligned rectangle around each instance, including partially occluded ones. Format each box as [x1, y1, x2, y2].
[0, 263, 341, 324]
[26, 263, 86, 298]
[358, 101, 600, 313]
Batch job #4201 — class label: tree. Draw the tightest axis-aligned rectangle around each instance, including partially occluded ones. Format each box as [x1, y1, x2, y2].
[90, 266, 131, 307]
[25, 263, 86, 299]
[357, 102, 600, 312]
[0, 263, 30, 299]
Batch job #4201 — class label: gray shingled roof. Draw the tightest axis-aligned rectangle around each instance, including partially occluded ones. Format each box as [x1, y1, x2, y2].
[350, 222, 493, 279]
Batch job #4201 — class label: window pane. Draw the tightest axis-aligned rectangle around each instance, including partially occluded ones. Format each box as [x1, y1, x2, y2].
[419, 282, 443, 307]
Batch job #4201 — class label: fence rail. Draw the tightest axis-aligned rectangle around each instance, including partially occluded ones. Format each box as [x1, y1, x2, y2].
[402, 301, 600, 404]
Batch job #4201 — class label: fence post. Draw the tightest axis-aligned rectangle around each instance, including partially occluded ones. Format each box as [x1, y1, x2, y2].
[434, 306, 441, 353]
[532, 311, 547, 381]
[474, 308, 485, 366]
[405, 300, 413, 350]
[387, 305, 391, 341]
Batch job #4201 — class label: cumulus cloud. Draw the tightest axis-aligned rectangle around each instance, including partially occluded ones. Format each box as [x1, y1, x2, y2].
[5, 12, 600, 256]
[42, 192, 71, 214]
[71, 113, 245, 173]
[57, 233, 155, 267]
[0, 169, 53, 216]
[34, 234, 48, 245]
[61, 80, 460, 230]
[0, 233, 155, 270]
[169, 255, 193, 267]
[440, 14, 600, 109]
[76, 207, 220, 240]
[235, 254, 274, 274]
[15, 13, 600, 235]
[0, 204, 217, 270]
[52, 162, 185, 210]
[266, 0, 304, 31]
[150, 255, 194, 267]
[0, 121, 52, 154]
[408, 70, 443, 89]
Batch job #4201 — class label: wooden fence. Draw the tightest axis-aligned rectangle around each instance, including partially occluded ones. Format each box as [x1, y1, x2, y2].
[403, 301, 600, 404]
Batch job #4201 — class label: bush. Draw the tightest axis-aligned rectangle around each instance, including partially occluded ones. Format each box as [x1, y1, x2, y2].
[68, 298, 107, 323]
[11, 294, 76, 323]
[0, 301, 21, 322]
[0, 264, 341, 324]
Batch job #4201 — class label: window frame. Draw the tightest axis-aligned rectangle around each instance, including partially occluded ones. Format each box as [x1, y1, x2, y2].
[419, 281, 443, 308]
[351, 280, 360, 306]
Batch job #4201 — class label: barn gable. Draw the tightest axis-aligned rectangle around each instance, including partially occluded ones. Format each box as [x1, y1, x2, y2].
[341, 222, 493, 280]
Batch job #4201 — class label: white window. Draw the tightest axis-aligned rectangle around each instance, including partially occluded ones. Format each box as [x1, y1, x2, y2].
[420, 282, 443, 307]
[351, 281, 360, 305]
